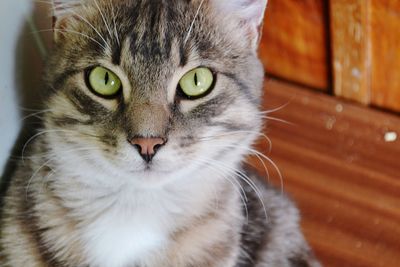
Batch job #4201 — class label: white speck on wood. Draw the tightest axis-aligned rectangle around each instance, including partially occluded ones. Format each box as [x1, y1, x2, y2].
[384, 132, 397, 142]
[335, 104, 344, 113]
[351, 68, 361, 79]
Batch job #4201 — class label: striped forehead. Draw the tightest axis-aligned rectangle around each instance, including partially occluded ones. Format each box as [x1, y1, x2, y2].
[123, 0, 189, 62]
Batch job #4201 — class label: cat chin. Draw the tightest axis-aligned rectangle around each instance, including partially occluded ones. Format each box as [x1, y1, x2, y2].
[122, 164, 205, 188]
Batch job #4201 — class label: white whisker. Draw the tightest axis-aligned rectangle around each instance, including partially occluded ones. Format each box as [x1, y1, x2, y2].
[21, 109, 53, 122]
[39, 0, 111, 50]
[195, 157, 251, 221]
[22, 146, 102, 161]
[208, 143, 284, 194]
[260, 100, 292, 114]
[196, 156, 268, 220]
[242, 146, 284, 194]
[198, 130, 272, 152]
[184, 0, 205, 45]
[25, 158, 53, 200]
[262, 115, 295, 126]
[21, 129, 99, 163]
[39, 168, 57, 194]
[35, 29, 107, 50]
[192, 157, 249, 222]
[66, 8, 111, 50]
[110, 2, 120, 46]
[94, 0, 114, 43]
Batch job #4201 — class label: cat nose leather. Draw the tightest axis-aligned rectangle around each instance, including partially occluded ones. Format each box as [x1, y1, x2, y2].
[129, 137, 166, 163]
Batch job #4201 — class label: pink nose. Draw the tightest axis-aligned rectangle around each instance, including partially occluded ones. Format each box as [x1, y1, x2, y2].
[129, 137, 166, 163]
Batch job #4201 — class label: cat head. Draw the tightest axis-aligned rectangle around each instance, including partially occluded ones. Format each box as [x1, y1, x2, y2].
[43, 0, 268, 186]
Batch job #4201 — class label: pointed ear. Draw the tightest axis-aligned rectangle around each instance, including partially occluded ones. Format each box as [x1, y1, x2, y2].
[211, 0, 268, 50]
[52, 0, 81, 40]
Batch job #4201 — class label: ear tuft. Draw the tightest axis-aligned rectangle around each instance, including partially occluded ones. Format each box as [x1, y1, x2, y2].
[52, 0, 82, 41]
[214, 0, 268, 24]
[53, 0, 81, 18]
[211, 0, 268, 49]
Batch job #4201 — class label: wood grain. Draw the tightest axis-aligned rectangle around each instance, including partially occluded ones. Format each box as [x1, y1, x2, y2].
[330, 0, 371, 104]
[248, 78, 400, 267]
[370, 0, 400, 112]
[259, 0, 329, 91]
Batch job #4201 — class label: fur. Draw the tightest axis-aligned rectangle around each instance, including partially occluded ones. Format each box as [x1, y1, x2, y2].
[0, 1, 321, 266]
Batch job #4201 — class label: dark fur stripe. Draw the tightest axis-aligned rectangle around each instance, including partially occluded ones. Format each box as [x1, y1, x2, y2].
[179, 44, 188, 66]
[289, 256, 311, 267]
[223, 72, 259, 104]
[111, 44, 122, 65]
[237, 187, 271, 266]
[51, 116, 91, 127]
[19, 186, 67, 267]
[188, 93, 232, 121]
[67, 89, 110, 118]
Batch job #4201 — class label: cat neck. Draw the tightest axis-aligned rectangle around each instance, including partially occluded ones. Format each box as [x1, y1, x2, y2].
[45, 157, 233, 222]
[46, 166, 236, 267]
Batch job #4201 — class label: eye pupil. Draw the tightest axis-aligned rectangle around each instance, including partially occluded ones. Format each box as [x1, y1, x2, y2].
[104, 72, 109, 85]
[194, 72, 198, 86]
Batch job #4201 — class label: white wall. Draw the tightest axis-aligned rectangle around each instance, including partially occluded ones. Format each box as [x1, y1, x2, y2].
[0, 0, 48, 175]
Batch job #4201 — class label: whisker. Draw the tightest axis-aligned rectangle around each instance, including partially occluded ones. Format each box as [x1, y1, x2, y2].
[260, 100, 292, 114]
[196, 130, 272, 182]
[184, 0, 205, 45]
[35, 29, 107, 50]
[20, 109, 53, 122]
[18, 146, 102, 161]
[18, 106, 47, 112]
[197, 156, 268, 220]
[241, 146, 284, 194]
[249, 151, 270, 183]
[192, 157, 249, 222]
[64, 8, 111, 50]
[39, 168, 57, 194]
[198, 130, 272, 152]
[225, 165, 268, 221]
[93, 0, 114, 43]
[21, 129, 101, 163]
[194, 157, 249, 202]
[37, 0, 110, 50]
[194, 157, 251, 221]
[22, 130, 65, 163]
[25, 158, 53, 200]
[110, 2, 120, 46]
[207, 143, 284, 194]
[262, 115, 295, 126]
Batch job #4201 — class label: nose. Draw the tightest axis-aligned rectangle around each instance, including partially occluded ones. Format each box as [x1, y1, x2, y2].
[129, 137, 166, 163]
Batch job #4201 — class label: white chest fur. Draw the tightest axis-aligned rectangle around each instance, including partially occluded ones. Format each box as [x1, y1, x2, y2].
[83, 209, 167, 267]
[80, 190, 176, 267]
[77, 178, 218, 267]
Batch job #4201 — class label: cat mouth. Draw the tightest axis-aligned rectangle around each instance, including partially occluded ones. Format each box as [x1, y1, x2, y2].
[128, 162, 174, 174]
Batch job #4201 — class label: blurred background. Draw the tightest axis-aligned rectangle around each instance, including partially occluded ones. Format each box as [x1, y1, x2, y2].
[0, 0, 399, 266]
[0, 0, 52, 173]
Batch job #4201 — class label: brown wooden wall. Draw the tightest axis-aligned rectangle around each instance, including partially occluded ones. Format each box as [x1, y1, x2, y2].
[259, 0, 400, 113]
[260, 0, 329, 91]
[370, 0, 400, 111]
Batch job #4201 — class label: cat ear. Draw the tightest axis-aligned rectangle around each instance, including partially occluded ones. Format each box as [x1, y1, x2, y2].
[52, 0, 81, 40]
[210, 0, 268, 50]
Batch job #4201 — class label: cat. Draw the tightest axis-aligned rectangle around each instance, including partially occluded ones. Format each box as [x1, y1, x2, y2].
[0, 0, 321, 266]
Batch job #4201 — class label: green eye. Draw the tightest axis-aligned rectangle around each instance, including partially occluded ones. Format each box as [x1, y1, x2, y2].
[88, 66, 122, 96]
[179, 67, 214, 98]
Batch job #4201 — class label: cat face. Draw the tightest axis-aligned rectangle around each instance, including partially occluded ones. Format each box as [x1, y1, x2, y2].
[43, 0, 267, 186]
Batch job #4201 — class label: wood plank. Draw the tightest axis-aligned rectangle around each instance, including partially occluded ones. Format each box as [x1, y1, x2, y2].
[370, 0, 400, 112]
[248, 78, 400, 267]
[330, 0, 371, 104]
[259, 0, 329, 90]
